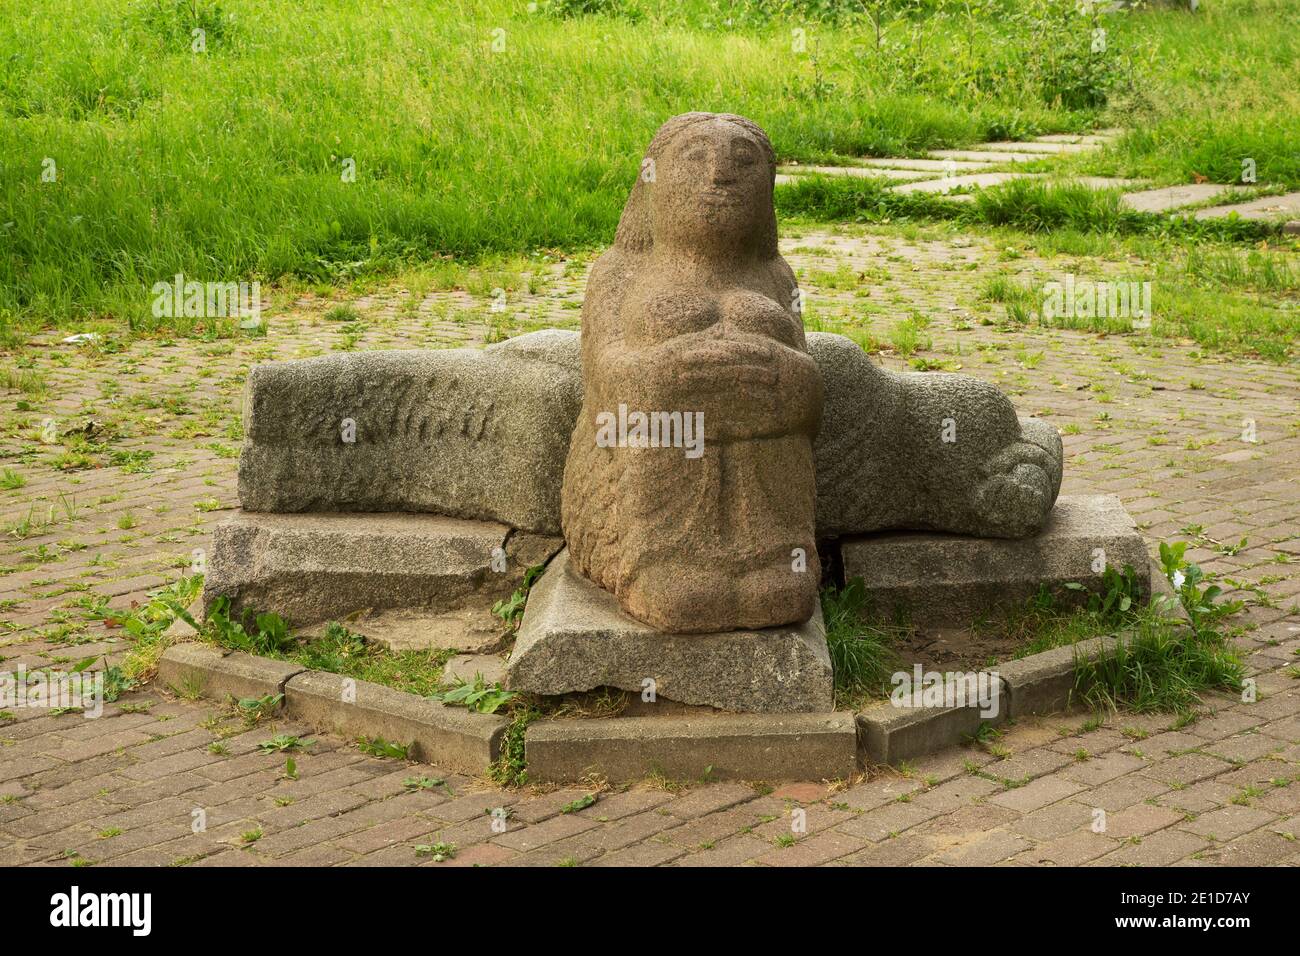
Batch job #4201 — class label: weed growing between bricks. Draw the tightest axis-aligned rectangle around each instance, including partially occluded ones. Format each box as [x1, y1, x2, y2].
[1074, 544, 1248, 716]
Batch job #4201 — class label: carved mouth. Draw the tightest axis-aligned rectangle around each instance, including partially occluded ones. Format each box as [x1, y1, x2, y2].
[680, 362, 777, 386]
[698, 189, 743, 205]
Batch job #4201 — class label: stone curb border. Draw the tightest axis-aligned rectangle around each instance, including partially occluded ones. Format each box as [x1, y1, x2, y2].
[156, 643, 506, 777]
[156, 559, 1186, 783]
[856, 557, 1187, 766]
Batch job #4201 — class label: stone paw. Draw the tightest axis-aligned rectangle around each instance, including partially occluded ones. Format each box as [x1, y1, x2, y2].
[972, 436, 1060, 538]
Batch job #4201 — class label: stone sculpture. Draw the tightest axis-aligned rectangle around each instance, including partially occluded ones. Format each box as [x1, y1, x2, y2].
[809, 332, 1062, 538]
[561, 113, 824, 634]
[234, 329, 1061, 543]
[228, 112, 1066, 644]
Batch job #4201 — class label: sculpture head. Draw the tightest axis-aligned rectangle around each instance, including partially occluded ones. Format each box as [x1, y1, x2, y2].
[613, 112, 779, 260]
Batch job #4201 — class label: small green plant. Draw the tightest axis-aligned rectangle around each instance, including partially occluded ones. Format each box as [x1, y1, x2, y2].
[489, 706, 539, 788]
[404, 776, 445, 791]
[357, 736, 410, 759]
[235, 693, 283, 724]
[1074, 619, 1245, 716]
[430, 675, 515, 714]
[1158, 541, 1245, 631]
[324, 303, 361, 322]
[491, 564, 546, 627]
[414, 841, 456, 862]
[560, 793, 598, 814]
[965, 721, 1004, 747]
[257, 734, 310, 753]
[1063, 564, 1141, 623]
[202, 597, 293, 655]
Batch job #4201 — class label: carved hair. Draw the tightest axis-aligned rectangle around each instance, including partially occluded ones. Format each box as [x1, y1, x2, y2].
[610, 112, 778, 258]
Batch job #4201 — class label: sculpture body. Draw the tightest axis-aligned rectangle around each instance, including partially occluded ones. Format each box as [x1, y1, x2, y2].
[561, 113, 823, 634]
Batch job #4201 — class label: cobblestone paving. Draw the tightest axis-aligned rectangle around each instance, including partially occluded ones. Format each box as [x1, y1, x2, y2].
[2, 226, 1298, 866]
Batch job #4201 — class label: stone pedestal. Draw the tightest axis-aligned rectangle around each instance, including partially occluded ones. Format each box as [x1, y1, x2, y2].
[840, 494, 1150, 626]
[505, 551, 834, 713]
[202, 509, 561, 636]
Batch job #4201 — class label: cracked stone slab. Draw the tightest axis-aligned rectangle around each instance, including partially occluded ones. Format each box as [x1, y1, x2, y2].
[980, 140, 1097, 154]
[927, 149, 1045, 164]
[855, 156, 997, 172]
[309, 605, 512, 654]
[892, 172, 1041, 194]
[1192, 191, 1300, 221]
[443, 653, 507, 687]
[202, 509, 561, 629]
[1120, 183, 1249, 214]
[840, 494, 1150, 626]
[1033, 133, 1120, 145]
[778, 164, 936, 181]
[505, 550, 834, 713]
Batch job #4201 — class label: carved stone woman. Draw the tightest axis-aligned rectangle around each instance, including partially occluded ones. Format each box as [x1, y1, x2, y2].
[561, 113, 822, 634]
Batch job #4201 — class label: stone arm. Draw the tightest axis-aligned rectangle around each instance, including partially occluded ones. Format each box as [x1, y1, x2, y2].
[590, 329, 820, 442]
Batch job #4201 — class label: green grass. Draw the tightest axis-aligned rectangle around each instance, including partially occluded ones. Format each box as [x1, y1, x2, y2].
[964, 221, 1300, 360]
[271, 620, 454, 698]
[1074, 619, 1245, 716]
[5, 0, 1298, 334]
[820, 578, 903, 706]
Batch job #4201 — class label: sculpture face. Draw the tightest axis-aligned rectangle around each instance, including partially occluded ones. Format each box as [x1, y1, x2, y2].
[651, 120, 772, 252]
[560, 112, 823, 634]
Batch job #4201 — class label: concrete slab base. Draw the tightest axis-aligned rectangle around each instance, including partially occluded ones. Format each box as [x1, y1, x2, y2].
[777, 164, 936, 182]
[157, 643, 302, 705]
[1192, 191, 1300, 222]
[892, 172, 1040, 194]
[306, 605, 510, 654]
[855, 156, 995, 173]
[443, 653, 507, 687]
[525, 712, 858, 784]
[926, 149, 1044, 164]
[839, 494, 1151, 627]
[1120, 183, 1248, 214]
[505, 551, 834, 714]
[284, 670, 506, 775]
[202, 509, 560, 630]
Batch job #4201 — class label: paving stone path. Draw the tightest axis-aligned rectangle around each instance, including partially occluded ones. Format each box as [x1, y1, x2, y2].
[2, 227, 1297, 867]
[779, 132, 1300, 228]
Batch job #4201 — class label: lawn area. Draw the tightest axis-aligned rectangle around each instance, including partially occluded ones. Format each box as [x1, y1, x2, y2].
[2, 0, 1298, 355]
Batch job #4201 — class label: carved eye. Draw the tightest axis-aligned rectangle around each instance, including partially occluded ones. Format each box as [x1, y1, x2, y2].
[731, 140, 759, 166]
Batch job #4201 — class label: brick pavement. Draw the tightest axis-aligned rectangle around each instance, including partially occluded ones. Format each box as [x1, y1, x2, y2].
[2, 227, 1297, 866]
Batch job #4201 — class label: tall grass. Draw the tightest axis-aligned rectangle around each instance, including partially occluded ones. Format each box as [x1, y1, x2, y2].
[1074, 620, 1245, 716]
[821, 578, 902, 705]
[2, 0, 1296, 329]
